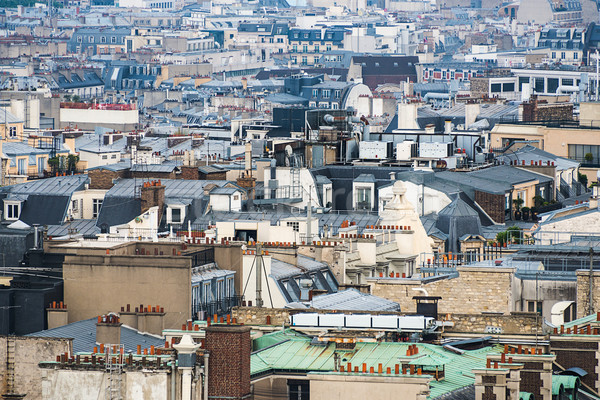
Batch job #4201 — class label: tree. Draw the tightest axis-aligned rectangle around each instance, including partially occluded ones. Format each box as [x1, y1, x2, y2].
[585, 153, 594, 163]
[579, 171, 588, 188]
[63, 94, 71, 102]
[532, 195, 545, 208]
[72, 95, 81, 103]
[66, 154, 79, 173]
[496, 226, 522, 246]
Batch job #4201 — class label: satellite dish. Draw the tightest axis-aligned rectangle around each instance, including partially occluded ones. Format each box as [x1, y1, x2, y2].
[285, 145, 293, 157]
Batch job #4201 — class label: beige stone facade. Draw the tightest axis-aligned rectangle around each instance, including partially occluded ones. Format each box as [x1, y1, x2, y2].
[368, 266, 516, 315]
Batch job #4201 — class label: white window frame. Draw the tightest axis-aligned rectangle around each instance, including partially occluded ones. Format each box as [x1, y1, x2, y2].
[4, 201, 21, 221]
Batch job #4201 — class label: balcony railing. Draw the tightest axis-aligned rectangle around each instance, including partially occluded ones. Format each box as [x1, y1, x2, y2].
[192, 295, 243, 319]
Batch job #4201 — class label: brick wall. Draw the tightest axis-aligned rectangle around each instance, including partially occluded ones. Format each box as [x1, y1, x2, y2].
[205, 325, 251, 400]
[130, 171, 177, 180]
[551, 339, 599, 391]
[180, 166, 199, 180]
[369, 267, 515, 314]
[140, 185, 165, 222]
[88, 169, 126, 189]
[475, 190, 505, 224]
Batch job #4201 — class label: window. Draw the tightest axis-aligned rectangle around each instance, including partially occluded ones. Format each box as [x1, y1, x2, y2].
[286, 221, 300, 232]
[527, 300, 542, 314]
[288, 380, 309, 400]
[331, 102, 338, 109]
[312, 89, 318, 97]
[562, 78, 574, 86]
[5, 202, 20, 220]
[322, 89, 331, 98]
[102, 155, 108, 160]
[101, 36, 106, 43]
[72, 200, 79, 212]
[292, 45, 297, 52]
[301, 56, 307, 65]
[551, 52, 556, 59]
[502, 82, 515, 92]
[356, 188, 371, 210]
[92, 199, 103, 218]
[17, 158, 25, 175]
[89, 36, 94, 43]
[302, 45, 308, 53]
[491, 83, 502, 93]
[9, 126, 16, 137]
[111, 36, 117, 44]
[171, 207, 181, 223]
[574, 52, 578, 60]
[334, 90, 341, 99]
[77, 36, 82, 43]
[314, 45, 319, 52]
[561, 52, 566, 59]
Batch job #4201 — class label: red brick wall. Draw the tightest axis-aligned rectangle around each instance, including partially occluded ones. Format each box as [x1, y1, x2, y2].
[205, 325, 251, 400]
[475, 190, 505, 224]
[552, 340, 599, 390]
[88, 169, 126, 189]
[180, 166, 199, 180]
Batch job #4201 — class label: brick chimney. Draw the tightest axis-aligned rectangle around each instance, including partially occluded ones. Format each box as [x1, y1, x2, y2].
[96, 313, 122, 345]
[205, 325, 251, 400]
[47, 301, 68, 329]
[140, 180, 165, 222]
[487, 350, 555, 400]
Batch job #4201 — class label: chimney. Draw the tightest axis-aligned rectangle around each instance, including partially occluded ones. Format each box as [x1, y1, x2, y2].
[47, 301, 68, 329]
[465, 103, 480, 128]
[244, 141, 252, 175]
[487, 352, 555, 400]
[119, 304, 137, 329]
[445, 120, 452, 134]
[96, 314, 122, 345]
[241, 77, 248, 91]
[140, 181, 165, 223]
[205, 325, 251, 400]
[143, 305, 165, 336]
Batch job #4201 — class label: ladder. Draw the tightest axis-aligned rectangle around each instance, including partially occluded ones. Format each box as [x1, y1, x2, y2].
[5, 337, 16, 394]
[105, 344, 124, 400]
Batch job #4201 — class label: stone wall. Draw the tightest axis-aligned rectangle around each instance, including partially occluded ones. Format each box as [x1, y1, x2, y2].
[231, 306, 538, 335]
[446, 312, 541, 335]
[0, 336, 71, 399]
[576, 270, 600, 319]
[470, 78, 490, 98]
[475, 190, 505, 224]
[369, 267, 516, 314]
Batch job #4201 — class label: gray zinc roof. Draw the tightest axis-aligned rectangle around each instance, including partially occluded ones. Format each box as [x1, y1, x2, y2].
[27, 318, 165, 353]
[308, 288, 400, 312]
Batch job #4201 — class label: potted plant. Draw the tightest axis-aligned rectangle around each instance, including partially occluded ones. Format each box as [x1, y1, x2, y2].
[522, 207, 530, 221]
[513, 198, 524, 220]
[585, 153, 594, 163]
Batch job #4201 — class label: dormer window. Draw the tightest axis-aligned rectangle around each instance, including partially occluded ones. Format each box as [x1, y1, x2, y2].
[4, 201, 21, 221]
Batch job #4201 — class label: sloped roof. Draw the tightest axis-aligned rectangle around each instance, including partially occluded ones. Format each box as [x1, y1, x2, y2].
[27, 317, 165, 353]
[308, 288, 400, 312]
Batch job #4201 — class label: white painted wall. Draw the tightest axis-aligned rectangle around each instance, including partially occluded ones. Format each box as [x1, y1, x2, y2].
[60, 108, 138, 126]
[69, 189, 108, 220]
[378, 181, 453, 217]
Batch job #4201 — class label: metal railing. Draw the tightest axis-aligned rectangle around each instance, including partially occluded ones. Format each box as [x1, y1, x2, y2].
[192, 295, 243, 319]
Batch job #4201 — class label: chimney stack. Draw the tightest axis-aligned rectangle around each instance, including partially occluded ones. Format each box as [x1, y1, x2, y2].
[96, 314, 122, 345]
[47, 301, 68, 329]
[205, 325, 251, 400]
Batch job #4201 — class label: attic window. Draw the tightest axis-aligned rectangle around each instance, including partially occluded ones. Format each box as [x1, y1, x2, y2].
[4, 201, 21, 221]
[394, 62, 398, 67]
[375, 62, 379, 67]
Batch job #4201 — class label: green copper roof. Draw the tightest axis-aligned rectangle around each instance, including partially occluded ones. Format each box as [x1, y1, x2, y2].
[250, 336, 500, 399]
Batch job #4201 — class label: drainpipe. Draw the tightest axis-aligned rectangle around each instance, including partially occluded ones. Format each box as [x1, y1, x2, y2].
[171, 352, 177, 400]
[203, 352, 209, 400]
